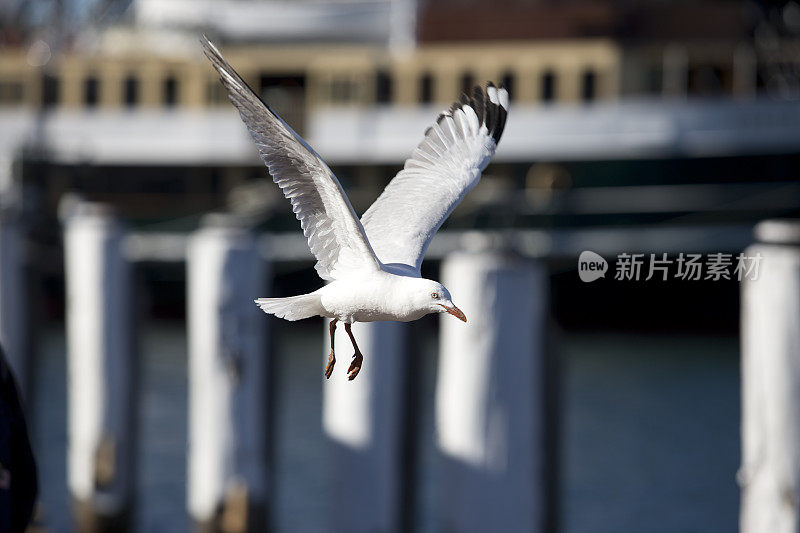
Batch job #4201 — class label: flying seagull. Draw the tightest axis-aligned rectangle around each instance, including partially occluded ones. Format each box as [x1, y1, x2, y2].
[202, 36, 507, 381]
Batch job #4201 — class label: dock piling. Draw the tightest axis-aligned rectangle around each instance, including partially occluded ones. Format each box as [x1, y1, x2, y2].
[436, 249, 552, 533]
[187, 215, 270, 532]
[322, 320, 410, 533]
[64, 202, 136, 531]
[740, 219, 800, 533]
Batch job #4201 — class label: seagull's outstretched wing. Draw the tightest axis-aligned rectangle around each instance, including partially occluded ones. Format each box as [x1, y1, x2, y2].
[361, 84, 508, 273]
[202, 36, 380, 280]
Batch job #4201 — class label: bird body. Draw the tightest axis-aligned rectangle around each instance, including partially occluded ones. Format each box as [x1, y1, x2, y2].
[329, 273, 455, 323]
[202, 36, 506, 379]
[257, 270, 458, 323]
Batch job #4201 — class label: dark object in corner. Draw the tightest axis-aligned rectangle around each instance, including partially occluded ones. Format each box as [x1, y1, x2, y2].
[0, 346, 38, 532]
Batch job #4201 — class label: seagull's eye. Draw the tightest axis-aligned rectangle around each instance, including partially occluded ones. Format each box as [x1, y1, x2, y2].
[431, 292, 439, 300]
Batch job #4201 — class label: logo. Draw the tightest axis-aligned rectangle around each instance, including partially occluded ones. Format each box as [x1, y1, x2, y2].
[578, 251, 608, 282]
[578, 251, 761, 283]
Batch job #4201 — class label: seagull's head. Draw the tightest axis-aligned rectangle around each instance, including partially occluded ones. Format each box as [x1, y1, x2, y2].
[412, 279, 466, 322]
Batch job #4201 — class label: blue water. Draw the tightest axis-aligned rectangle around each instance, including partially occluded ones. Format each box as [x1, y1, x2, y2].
[30, 322, 740, 532]
[562, 334, 740, 533]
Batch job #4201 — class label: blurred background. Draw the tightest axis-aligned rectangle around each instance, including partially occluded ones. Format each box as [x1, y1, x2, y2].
[1, 0, 800, 531]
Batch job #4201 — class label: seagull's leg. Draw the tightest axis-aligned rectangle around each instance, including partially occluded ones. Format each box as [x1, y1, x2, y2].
[325, 319, 337, 379]
[344, 322, 364, 381]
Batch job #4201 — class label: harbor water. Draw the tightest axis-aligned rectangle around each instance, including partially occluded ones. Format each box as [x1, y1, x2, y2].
[31, 321, 739, 532]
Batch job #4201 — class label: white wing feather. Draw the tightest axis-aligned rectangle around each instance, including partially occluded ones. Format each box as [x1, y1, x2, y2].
[202, 36, 380, 280]
[361, 84, 508, 273]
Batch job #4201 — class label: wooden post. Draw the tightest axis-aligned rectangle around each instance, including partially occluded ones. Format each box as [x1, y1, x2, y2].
[0, 205, 28, 398]
[64, 202, 135, 531]
[733, 43, 757, 100]
[662, 44, 688, 99]
[322, 320, 410, 533]
[436, 249, 553, 533]
[740, 220, 800, 533]
[187, 215, 270, 532]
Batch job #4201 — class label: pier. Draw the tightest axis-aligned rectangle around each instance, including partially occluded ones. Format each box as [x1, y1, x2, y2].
[7, 200, 775, 531]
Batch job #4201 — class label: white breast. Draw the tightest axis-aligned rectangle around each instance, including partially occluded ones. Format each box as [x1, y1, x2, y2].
[319, 271, 423, 323]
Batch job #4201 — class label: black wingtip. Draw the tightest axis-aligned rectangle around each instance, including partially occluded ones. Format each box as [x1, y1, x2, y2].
[442, 82, 508, 145]
[487, 82, 509, 143]
[434, 82, 509, 139]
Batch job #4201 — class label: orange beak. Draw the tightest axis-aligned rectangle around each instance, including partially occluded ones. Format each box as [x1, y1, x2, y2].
[439, 304, 467, 322]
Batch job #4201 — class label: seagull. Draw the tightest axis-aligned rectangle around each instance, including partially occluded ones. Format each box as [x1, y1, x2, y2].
[202, 37, 508, 381]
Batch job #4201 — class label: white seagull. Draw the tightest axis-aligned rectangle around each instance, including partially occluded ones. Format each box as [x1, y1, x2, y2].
[202, 37, 508, 380]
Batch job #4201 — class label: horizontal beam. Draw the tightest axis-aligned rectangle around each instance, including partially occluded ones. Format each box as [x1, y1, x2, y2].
[5, 98, 800, 166]
[522, 182, 800, 215]
[123, 224, 755, 263]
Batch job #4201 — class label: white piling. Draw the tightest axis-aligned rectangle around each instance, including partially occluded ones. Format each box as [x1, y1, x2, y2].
[0, 206, 27, 397]
[64, 203, 135, 530]
[322, 320, 409, 533]
[436, 249, 550, 533]
[187, 215, 270, 532]
[740, 220, 800, 533]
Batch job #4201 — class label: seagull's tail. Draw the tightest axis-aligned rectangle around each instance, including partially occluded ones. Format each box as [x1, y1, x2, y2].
[254, 292, 324, 321]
